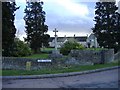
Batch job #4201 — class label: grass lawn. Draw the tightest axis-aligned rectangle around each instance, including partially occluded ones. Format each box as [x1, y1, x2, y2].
[22, 48, 55, 59]
[41, 47, 55, 51]
[23, 53, 49, 59]
[2, 62, 119, 76]
[23, 48, 60, 59]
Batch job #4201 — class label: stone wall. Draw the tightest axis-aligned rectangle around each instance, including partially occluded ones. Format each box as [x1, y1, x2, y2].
[2, 49, 115, 70]
[114, 51, 120, 61]
[2, 57, 54, 70]
[103, 49, 114, 63]
[69, 49, 114, 64]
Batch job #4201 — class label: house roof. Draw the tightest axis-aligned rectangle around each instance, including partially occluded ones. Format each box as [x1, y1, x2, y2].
[57, 37, 67, 42]
[88, 34, 96, 40]
[48, 37, 54, 42]
[75, 37, 87, 42]
[49, 36, 87, 42]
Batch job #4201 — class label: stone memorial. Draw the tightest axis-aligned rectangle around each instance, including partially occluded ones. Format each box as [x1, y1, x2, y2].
[49, 28, 63, 59]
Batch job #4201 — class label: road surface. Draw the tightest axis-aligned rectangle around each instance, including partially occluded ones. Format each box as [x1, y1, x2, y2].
[2, 68, 119, 88]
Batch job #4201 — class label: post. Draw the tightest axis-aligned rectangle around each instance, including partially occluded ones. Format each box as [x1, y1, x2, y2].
[53, 28, 58, 51]
[26, 61, 31, 70]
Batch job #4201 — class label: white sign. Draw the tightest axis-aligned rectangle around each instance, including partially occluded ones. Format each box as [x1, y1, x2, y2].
[37, 59, 52, 63]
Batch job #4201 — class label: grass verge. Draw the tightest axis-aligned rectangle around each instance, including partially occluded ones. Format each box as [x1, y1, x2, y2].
[2, 62, 119, 76]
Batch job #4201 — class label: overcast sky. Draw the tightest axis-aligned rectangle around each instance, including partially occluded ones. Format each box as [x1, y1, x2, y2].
[15, 0, 119, 41]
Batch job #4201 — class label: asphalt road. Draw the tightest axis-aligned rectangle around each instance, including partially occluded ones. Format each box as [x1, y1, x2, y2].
[2, 68, 119, 88]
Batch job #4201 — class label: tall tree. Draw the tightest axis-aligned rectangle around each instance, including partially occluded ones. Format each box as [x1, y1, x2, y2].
[114, 12, 120, 52]
[2, 2, 19, 56]
[93, 0, 120, 53]
[24, 1, 50, 53]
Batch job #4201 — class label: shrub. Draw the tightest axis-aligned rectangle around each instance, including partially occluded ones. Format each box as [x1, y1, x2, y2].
[11, 38, 32, 57]
[60, 41, 84, 55]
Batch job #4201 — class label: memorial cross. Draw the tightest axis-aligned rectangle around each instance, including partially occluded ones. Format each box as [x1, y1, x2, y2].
[53, 28, 58, 51]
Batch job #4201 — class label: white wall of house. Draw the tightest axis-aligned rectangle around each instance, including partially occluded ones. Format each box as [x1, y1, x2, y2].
[49, 34, 99, 48]
[86, 34, 99, 48]
[49, 39, 55, 47]
[49, 39, 68, 48]
[49, 39, 87, 48]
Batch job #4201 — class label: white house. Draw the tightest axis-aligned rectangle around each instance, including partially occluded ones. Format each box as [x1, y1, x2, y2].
[49, 36, 87, 48]
[49, 33, 99, 48]
[86, 33, 99, 48]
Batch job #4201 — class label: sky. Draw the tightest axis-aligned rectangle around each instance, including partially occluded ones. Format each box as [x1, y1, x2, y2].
[14, 0, 120, 41]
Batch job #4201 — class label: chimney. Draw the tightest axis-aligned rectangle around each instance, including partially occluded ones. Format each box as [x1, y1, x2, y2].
[74, 34, 75, 38]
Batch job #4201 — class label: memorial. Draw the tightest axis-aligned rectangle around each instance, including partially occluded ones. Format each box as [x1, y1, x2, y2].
[49, 28, 63, 58]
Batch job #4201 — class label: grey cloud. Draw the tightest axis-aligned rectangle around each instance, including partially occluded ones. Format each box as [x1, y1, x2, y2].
[44, 1, 96, 35]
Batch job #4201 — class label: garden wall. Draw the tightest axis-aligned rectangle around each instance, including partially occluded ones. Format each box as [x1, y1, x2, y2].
[114, 51, 120, 61]
[69, 49, 114, 64]
[2, 57, 53, 70]
[2, 49, 115, 70]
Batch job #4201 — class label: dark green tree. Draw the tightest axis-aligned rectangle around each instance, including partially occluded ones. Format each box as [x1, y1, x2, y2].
[93, 0, 120, 53]
[2, 2, 19, 56]
[114, 12, 120, 52]
[24, 1, 50, 53]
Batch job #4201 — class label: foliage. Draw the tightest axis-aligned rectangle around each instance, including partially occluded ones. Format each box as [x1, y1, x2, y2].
[11, 38, 32, 57]
[60, 41, 84, 55]
[41, 47, 55, 54]
[2, 2, 19, 56]
[92, 0, 120, 53]
[24, 1, 50, 53]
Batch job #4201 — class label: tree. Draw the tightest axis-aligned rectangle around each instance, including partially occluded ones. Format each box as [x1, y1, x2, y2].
[92, 0, 120, 53]
[2, 2, 19, 56]
[24, 1, 50, 53]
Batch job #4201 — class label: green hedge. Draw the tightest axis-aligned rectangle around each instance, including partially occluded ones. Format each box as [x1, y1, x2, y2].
[60, 41, 84, 55]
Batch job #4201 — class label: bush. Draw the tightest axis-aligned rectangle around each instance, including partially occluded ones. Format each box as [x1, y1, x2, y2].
[11, 38, 32, 57]
[60, 41, 84, 55]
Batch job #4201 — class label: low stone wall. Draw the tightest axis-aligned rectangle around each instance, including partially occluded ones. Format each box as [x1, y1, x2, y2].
[2, 49, 115, 70]
[69, 49, 114, 64]
[114, 51, 120, 61]
[2, 57, 54, 70]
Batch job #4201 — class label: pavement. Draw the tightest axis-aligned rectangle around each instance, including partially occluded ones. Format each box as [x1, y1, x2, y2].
[2, 66, 120, 89]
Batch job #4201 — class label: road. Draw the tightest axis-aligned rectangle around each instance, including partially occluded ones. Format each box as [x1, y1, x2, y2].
[2, 68, 119, 88]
